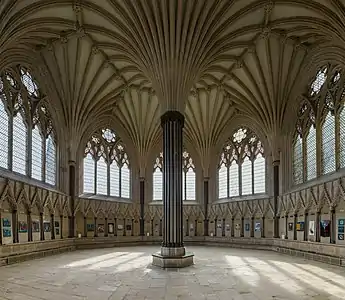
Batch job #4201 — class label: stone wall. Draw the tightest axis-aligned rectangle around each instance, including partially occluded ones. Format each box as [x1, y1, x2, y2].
[1, 175, 345, 247]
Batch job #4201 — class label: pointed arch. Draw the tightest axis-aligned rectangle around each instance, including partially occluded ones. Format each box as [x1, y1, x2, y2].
[82, 128, 131, 199]
[218, 127, 265, 199]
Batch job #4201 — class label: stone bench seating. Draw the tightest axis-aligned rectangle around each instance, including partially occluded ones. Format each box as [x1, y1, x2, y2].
[0, 237, 344, 267]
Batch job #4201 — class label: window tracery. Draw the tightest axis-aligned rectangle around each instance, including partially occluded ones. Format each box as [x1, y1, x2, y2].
[218, 127, 265, 199]
[83, 128, 130, 198]
[293, 65, 345, 185]
[152, 150, 196, 201]
[0, 66, 57, 185]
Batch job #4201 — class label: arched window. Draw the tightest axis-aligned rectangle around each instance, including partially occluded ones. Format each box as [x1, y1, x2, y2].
[153, 152, 163, 201]
[293, 66, 345, 184]
[82, 128, 131, 198]
[12, 110, 27, 175]
[182, 151, 196, 200]
[0, 68, 57, 185]
[218, 127, 265, 199]
[152, 150, 196, 201]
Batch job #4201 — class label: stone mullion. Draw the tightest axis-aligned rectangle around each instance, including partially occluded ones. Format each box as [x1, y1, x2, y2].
[94, 160, 97, 194]
[251, 159, 255, 194]
[68, 162, 76, 238]
[227, 167, 230, 198]
[107, 162, 110, 196]
[27, 122, 32, 177]
[119, 166, 122, 197]
[8, 114, 13, 170]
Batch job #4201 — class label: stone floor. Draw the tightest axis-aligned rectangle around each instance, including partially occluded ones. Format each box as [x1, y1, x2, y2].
[0, 246, 344, 300]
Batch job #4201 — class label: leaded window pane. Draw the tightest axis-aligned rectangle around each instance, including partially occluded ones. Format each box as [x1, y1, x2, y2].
[96, 157, 107, 195]
[110, 162, 120, 197]
[121, 165, 130, 198]
[218, 164, 228, 198]
[185, 169, 196, 200]
[306, 126, 317, 181]
[254, 153, 265, 193]
[293, 136, 303, 184]
[153, 168, 163, 200]
[241, 157, 252, 195]
[12, 113, 27, 175]
[340, 107, 345, 168]
[229, 161, 239, 197]
[0, 98, 8, 169]
[31, 126, 43, 181]
[83, 153, 95, 193]
[321, 112, 336, 174]
[45, 135, 56, 185]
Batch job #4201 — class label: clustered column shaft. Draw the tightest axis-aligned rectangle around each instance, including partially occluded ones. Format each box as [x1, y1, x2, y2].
[161, 111, 184, 251]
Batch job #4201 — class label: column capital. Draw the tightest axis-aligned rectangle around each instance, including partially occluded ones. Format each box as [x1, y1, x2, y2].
[161, 110, 184, 128]
[139, 177, 145, 182]
[203, 177, 210, 181]
[68, 160, 76, 166]
[272, 160, 280, 167]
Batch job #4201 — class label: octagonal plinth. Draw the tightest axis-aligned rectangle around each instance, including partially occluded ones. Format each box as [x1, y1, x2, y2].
[152, 251, 194, 268]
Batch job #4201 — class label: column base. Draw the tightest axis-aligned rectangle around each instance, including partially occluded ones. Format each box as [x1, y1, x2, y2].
[152, 247, 194, 268]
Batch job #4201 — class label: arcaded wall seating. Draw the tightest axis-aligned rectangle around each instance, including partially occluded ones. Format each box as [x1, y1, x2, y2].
[1, 236, 344, 268]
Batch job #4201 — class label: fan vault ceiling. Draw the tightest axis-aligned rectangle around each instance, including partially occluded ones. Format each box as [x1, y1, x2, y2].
[1, 0, 345, 166]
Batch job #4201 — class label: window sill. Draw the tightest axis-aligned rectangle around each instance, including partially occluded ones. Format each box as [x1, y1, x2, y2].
[214, 193, 270, 204]
[148, 200, 199, 205]
[0, 168, 59, 193]
[288, 168, 345, 195]
[79, 193, 132, 203]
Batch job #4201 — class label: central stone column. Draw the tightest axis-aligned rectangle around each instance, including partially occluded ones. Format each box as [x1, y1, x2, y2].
[152, 111, 194, 268]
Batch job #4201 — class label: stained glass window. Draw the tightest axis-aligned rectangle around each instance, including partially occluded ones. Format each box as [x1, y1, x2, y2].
[45, 135, 56, 185]
[31, 126, 43, 180]
[306, 126, 317, 181]
[229, 161, 239, 197]
[96, 157, 107, 195]
[0, 97, 8, 169]
[254, 153, 265, 193]
[293, 136, 303, 184]
[83, 128, 130, 198]
[241, 157, 252, 195]
[83, 153, 95, 193]
[218, 127, 265, 199]
[121, 164, 130, 198]
[321, 112, 336, 175]
[218, 164, 228, 199]
[12, 112, 27, 175]
[340, 107, 345, 168]
[110, 162, 120, 197]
